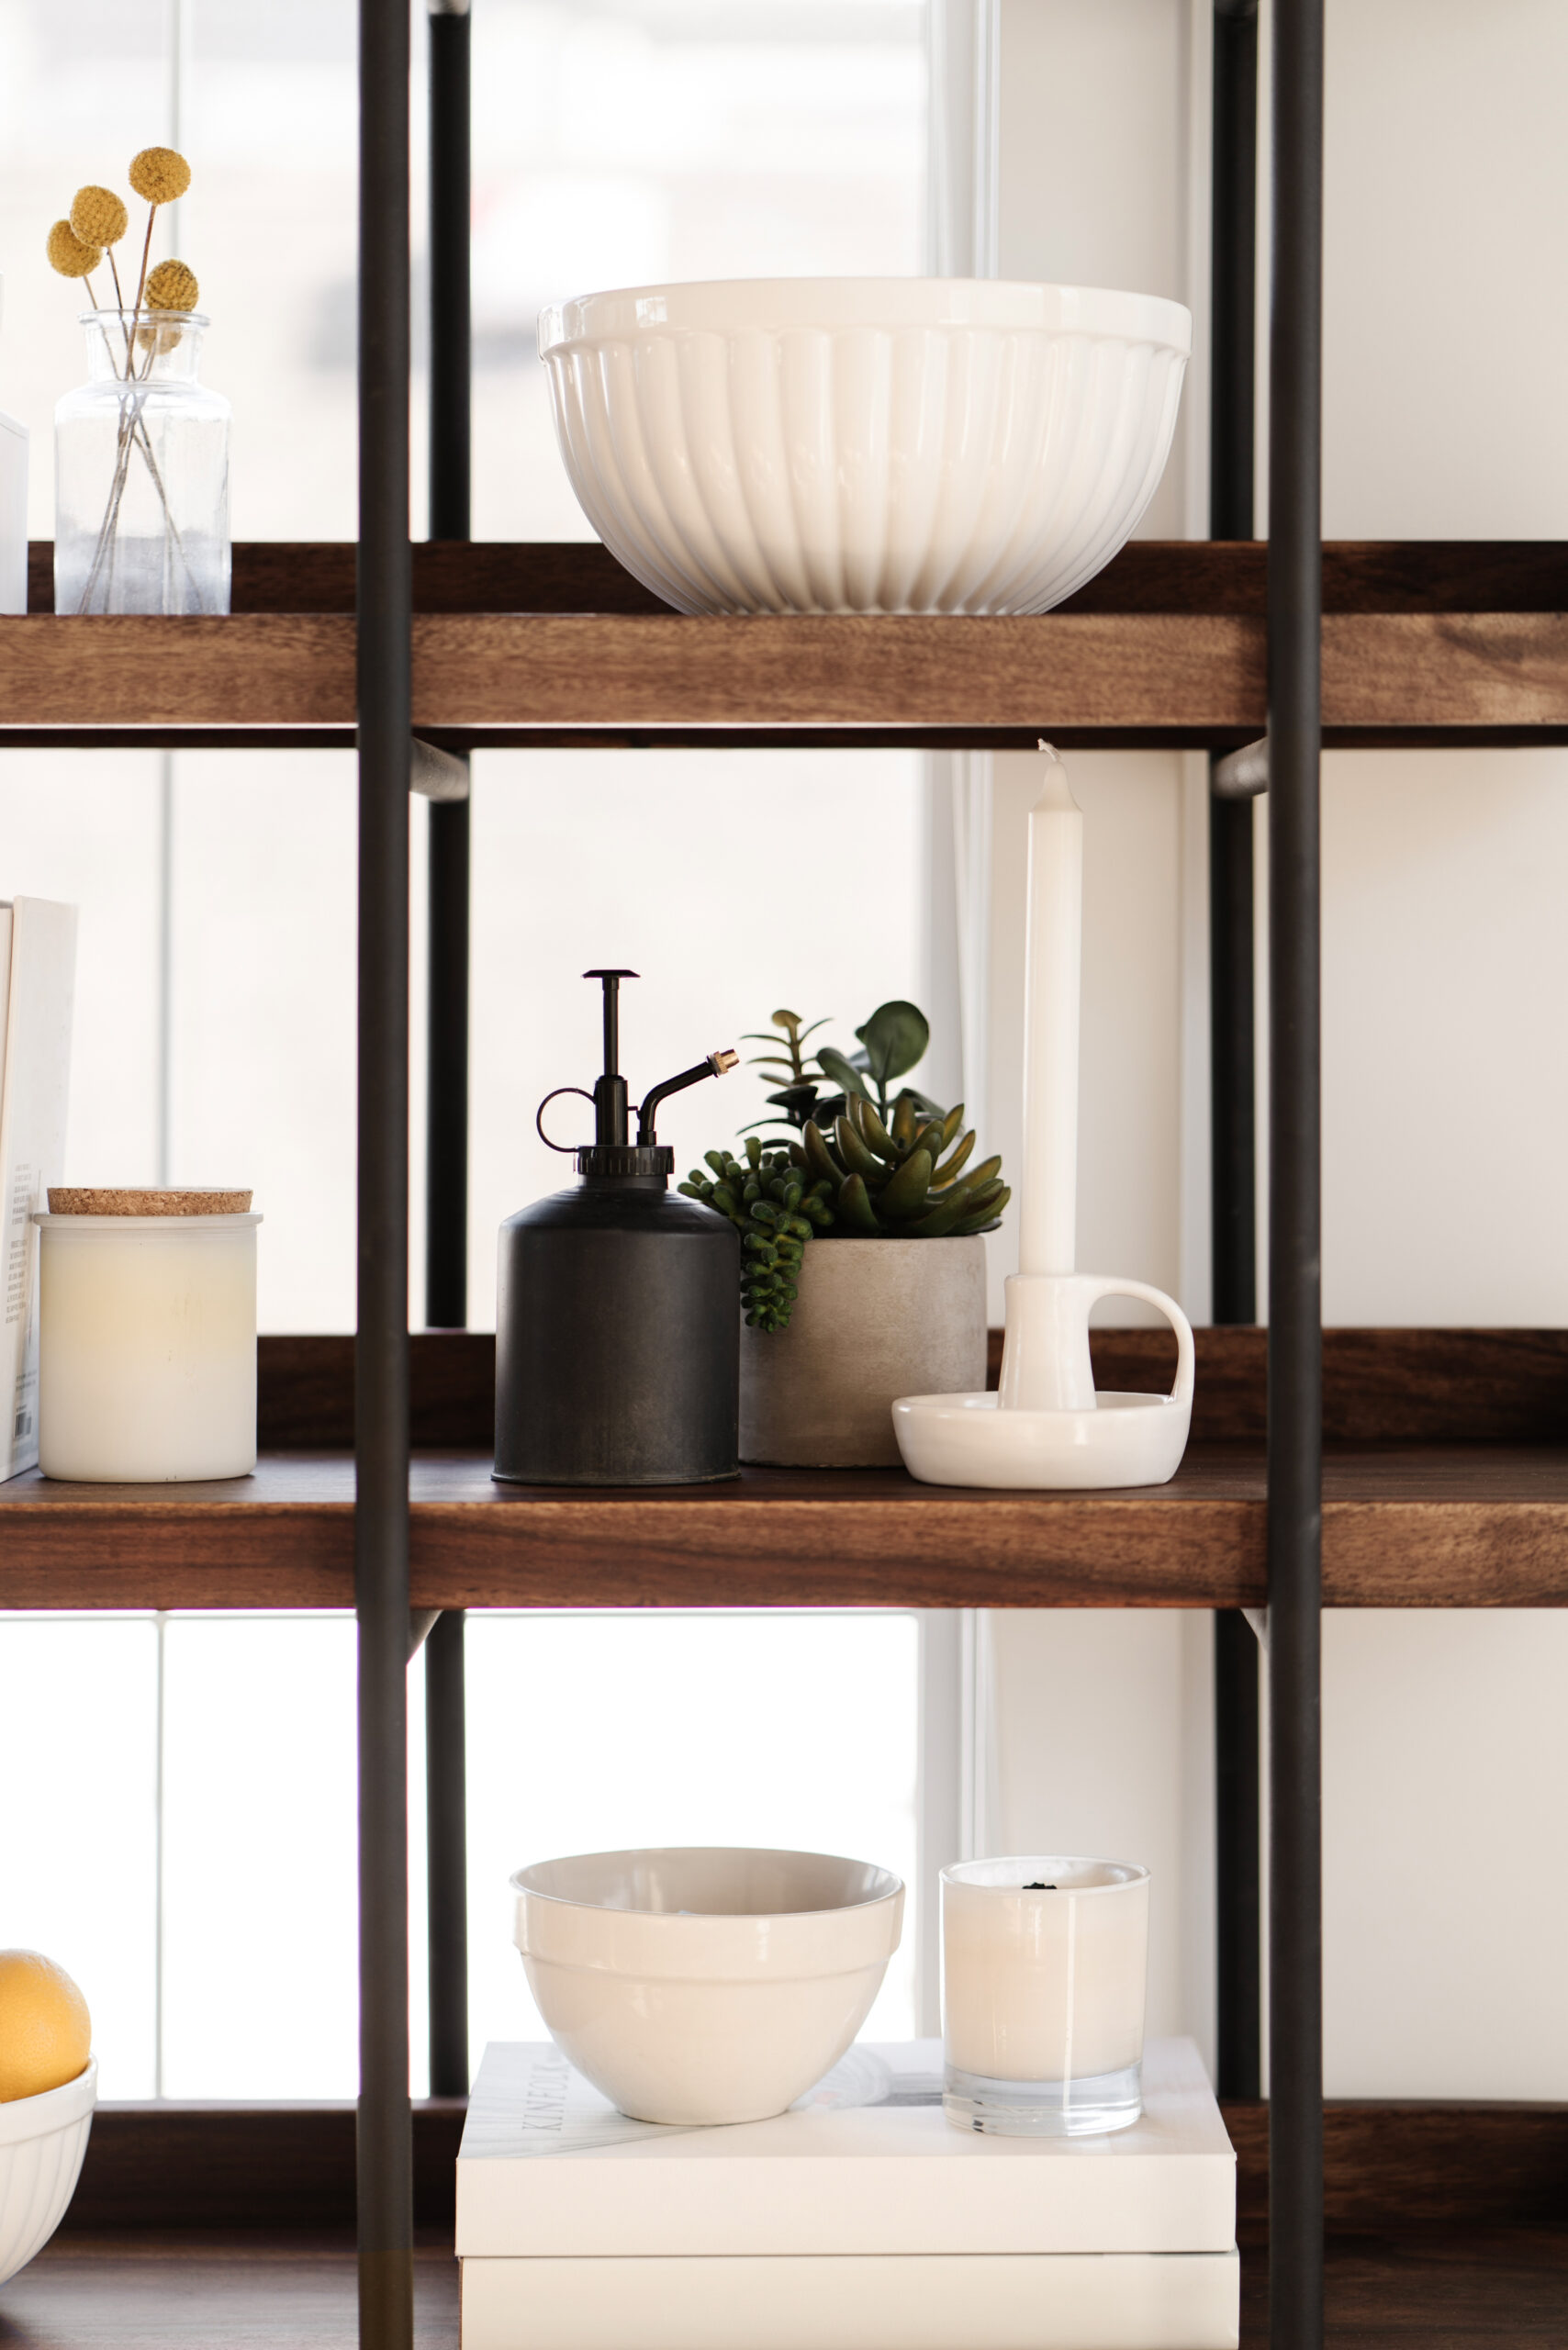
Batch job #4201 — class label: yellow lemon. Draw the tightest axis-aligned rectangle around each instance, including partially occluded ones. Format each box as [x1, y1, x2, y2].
[0, 1952, 91, 2101]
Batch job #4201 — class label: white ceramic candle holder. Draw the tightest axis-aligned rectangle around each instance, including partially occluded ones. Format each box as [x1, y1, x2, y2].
[942, 1856, 1148, 2137]
[893, 748, 1193, 1488]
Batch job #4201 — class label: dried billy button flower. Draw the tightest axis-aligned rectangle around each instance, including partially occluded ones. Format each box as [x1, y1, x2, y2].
[70, 185, 129, 247]
[144, 258, 198, 312]
[129, 146, 192, 206]
[47, 218, 103, 278]
[136, 323, 182, 355]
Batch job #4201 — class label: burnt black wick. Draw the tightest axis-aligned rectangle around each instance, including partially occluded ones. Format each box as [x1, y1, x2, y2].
[1024, 1881, 1058, 1890]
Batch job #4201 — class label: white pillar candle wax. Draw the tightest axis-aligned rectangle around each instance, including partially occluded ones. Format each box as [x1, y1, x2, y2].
[36, 1191, 259, 1483]
[941, 1855, 1148, 2136]
[1017, 749, 1082, 1281]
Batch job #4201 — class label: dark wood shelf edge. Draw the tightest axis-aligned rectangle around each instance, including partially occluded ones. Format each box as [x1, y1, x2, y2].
[10, 723, 1568, 754]
[256, 1326, 1568, 1453]
[52, 2095, 1568, 2235]
[26, 538, 1568, 617]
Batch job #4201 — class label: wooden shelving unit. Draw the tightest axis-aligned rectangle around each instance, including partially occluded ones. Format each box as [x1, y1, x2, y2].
[6, 2, 1564, 2340]
[5, 539, 1567, 750]
[6, 1330, 1564, 1611]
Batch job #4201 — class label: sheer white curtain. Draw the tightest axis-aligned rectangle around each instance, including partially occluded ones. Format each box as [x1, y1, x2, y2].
[914, 1, 1002, 2034]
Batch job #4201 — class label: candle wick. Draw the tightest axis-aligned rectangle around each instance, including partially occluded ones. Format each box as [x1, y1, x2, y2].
[1023, 1881, 1057, 1890]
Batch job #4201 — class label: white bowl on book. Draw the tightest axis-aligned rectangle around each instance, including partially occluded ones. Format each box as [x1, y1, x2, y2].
[512, 1847, 904, 2125]
[0, 2058, 96, 2284]
[537, 277, 1191, 615]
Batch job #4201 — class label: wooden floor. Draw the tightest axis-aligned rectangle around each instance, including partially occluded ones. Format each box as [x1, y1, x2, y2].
[1, 2229, 1562, 2346]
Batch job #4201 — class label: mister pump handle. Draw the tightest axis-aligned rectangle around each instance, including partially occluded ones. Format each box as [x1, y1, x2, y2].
[583, 968, 638, 1146]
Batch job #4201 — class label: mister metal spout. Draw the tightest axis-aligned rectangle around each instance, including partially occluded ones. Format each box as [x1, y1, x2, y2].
[638, 1049, 739, 1144]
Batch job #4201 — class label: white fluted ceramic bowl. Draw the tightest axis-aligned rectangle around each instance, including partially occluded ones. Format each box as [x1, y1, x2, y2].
[538, 277, 1191, 615]
[0, 2059, 95, 2285]
[514, 1847, 904, 2124]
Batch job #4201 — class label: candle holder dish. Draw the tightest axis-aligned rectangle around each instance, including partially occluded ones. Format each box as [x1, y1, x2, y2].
[538, 278, 1190, 616]
[512, 1846, 904, 2126]
[0, 2058, 96, 2285]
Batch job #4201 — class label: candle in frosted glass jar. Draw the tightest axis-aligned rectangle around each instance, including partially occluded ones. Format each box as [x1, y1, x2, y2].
[35, 1190, 259, 1483]
[941, 1855, 1148, 2136]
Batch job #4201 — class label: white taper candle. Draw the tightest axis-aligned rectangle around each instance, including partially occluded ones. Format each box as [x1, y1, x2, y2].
[1016, 745, 1081, 1277]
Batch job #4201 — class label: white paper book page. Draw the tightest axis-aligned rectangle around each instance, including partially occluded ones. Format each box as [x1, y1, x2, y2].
[0, 899, 76, 1481]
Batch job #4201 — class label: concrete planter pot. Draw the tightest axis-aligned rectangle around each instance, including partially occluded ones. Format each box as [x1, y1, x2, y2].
[740, 1237, 988, 1468]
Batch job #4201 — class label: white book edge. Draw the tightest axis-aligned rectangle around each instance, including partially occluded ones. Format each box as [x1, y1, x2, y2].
[0, 899, 76, 1481]
[458, 2040, 1236, 2258]
[460, 2248, 1242, 2350]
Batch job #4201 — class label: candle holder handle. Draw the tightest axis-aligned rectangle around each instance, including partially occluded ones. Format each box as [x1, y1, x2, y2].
[997, 1272, 1194, 1414]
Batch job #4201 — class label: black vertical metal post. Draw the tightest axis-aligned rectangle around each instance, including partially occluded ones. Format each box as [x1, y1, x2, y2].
[424, 0, 473, 2103]
[1209, 0, 1262, 2105]
[1268, 2, 1325, 2345]
[358, 0, 413, 2339]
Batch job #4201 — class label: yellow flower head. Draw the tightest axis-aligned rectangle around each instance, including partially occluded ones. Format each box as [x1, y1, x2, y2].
[70, 185, 129, 247]
[136, 323, 183, 356]
[129, 147, 192, 206]
[47, 218, 102, 279]
[144, 258, 198, 312]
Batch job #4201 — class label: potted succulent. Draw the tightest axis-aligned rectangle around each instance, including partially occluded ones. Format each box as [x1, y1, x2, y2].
[681, 1002, 1009, 1467]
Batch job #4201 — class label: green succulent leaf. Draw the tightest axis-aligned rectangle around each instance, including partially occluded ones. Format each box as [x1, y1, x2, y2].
[855, 1002, 930, 1085]
[931, 1129, 976, 1187]
[878, 1146, 934, 1221]
[952, 1184, 1011, 1234]
[801, 1120, 841, 1186]
[852, 1097, 898, 1161]
[815, 1046, 871, 1102]
[834, 1173, 882, 1234]
[902, 1194, 971, 1237]
[834, 1113, 883, 1184]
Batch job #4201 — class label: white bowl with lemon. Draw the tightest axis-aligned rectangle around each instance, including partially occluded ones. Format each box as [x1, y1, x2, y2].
[0, 1952, 95, 2287]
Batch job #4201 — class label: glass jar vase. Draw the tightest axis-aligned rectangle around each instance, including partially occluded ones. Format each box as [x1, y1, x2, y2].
[54, 309, 230, 615]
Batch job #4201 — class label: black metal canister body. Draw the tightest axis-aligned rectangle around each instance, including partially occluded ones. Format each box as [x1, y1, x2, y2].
[495, 1159, 739, 1485]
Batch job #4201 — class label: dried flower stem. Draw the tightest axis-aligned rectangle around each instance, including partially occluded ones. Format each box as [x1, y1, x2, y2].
[128, 205, 156, 351]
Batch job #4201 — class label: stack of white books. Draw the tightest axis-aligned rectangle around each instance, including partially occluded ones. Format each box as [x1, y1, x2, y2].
[457, 2038, 1238, 2350]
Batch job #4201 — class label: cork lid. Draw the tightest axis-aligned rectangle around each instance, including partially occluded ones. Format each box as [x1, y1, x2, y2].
[47, 1187, 253, 1216]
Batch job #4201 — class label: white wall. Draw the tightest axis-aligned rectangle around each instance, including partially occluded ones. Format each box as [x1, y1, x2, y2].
[985, 0, 1568, 2097]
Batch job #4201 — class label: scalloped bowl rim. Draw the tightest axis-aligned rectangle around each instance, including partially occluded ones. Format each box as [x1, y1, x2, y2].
[0, 2057, 97, 2149]
[539, 276, 1193, 357]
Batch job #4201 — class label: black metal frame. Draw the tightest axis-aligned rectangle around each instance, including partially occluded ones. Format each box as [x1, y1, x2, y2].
[353, 4, 1327, 2343]
[356, 0, 413, 2341]
[1208, 0, 1263, 2109]
[424, 0, 474, 2110]
[1268, 4, 1326, 2345]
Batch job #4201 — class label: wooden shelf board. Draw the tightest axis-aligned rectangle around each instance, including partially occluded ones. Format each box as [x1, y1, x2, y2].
[4, 2225, 1563, 2349]
[0, 2232, 459, 2348]
[4, 542, 1566, 749]
[3, 1444, 1566, 1611]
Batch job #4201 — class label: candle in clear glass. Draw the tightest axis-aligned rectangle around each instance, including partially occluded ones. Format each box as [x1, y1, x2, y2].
[941, 1856, 1148, 2136]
